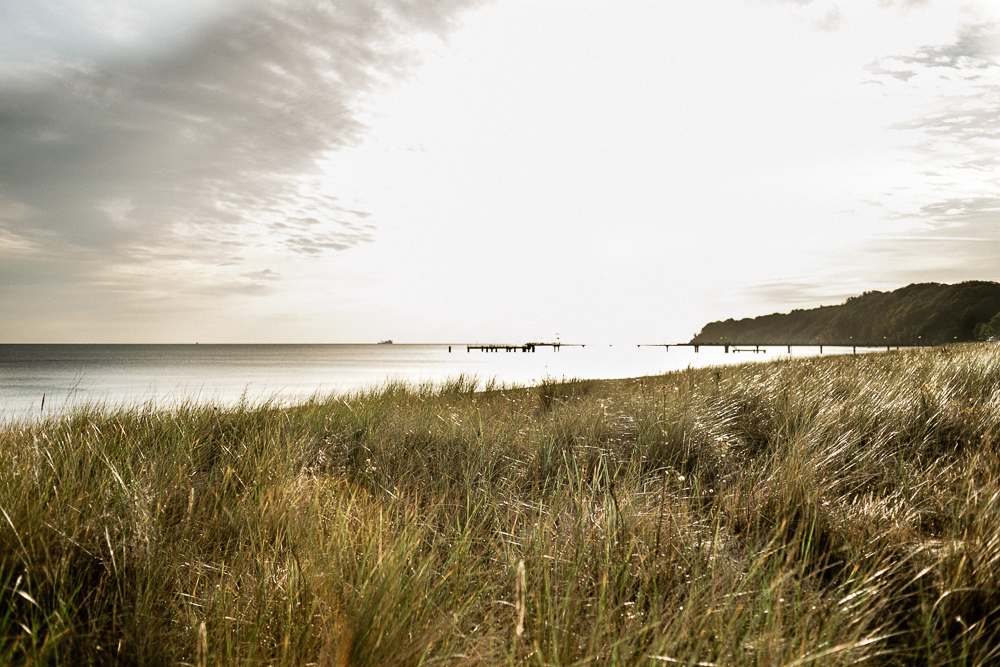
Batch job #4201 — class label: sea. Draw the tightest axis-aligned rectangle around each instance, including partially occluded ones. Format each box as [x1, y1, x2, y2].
[0, 343, 853, 421]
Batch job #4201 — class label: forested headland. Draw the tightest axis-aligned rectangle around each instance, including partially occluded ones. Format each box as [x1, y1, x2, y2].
[691, 280, 1000, 346]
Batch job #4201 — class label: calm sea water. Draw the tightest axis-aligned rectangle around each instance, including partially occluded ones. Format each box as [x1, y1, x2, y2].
[0, 343, 850, 420]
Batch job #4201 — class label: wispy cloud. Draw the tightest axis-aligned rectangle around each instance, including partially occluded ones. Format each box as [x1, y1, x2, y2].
[746, 278, 864, 312]
[813, 5, 844, 32]
[0, 0, 482, 314]
[757, 0, 846, 32]
[877, 0, 931, 9]
[867, 21, 999, 79]
[859, 21, 1000, 282]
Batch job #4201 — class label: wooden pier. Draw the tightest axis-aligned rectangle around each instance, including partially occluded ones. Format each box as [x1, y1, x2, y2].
[462, 342, 924, 354]
[466, 342, 583, 353]
[640, 343, 922, 354]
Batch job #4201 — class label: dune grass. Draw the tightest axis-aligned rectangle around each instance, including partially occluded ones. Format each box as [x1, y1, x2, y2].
[2, 344, 1000, 665]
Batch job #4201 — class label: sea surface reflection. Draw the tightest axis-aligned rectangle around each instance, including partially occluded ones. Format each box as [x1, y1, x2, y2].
[1, 343, 860, 420]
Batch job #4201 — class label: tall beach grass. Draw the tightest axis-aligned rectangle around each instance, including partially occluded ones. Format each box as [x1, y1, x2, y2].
[2, 344, 1000, 665]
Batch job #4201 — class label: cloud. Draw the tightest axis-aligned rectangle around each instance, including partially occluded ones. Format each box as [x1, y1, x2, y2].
[755, 1, 845, 32]
[241, 268, 280, 281]
[868, 21, 999, 77]
[877, 0, 930, 8]
[858, 22, 1000, 280]
[897, 21, 999, 69]
[890, 197, 1000, 236]
[866, 22, 1000, 82]
[877, 23, 1000, 164]
[812, 5, 844, 32]
[0, 0, 484, 307]
[0, 0, 257, 70]
[860, 209, 1000, 286]
[746, 279, 860, 310]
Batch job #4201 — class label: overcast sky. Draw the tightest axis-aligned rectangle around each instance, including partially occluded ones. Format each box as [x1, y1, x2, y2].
[1, 0, 998, 343]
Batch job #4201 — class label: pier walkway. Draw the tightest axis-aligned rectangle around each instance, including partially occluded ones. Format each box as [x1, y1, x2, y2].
[466, 342, 583, 353]
[639, 343, 924, 354]
[462, 342, 925, 354]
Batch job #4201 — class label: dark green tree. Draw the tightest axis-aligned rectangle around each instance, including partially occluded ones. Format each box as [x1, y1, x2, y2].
[691, 282, 1000, 346]
[975, 311, 1000, 340]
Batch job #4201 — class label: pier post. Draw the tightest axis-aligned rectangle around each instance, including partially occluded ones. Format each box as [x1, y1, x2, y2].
[725, 345, 729, 353]
[694, 345, 699, 353]
[819, 345, 823, 354]
[787, 345, 792, 353]
[449, 346, 451, 353]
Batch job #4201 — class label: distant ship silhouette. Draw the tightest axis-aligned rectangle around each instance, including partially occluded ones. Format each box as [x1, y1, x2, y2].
[377, 339, 393, 345]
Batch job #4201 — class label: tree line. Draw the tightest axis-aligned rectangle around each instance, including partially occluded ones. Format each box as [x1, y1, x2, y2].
[690, 281, 1000, 346]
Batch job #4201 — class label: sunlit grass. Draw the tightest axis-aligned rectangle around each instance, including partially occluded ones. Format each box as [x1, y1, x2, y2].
[2, 346, 1000, 664]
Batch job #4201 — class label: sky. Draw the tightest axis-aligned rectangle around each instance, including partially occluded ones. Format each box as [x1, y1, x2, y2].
[1, 0, 998, 344]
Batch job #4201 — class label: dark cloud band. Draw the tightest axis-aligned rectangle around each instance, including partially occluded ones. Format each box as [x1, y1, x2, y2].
[0, 0, 483, 292]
